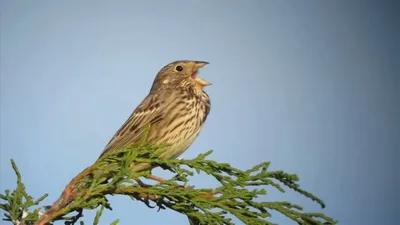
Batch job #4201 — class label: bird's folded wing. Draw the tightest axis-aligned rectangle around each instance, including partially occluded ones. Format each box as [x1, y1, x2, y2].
[98, 91, 172, 158]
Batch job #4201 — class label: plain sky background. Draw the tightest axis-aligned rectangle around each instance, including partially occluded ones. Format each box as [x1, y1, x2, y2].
[1, 1, 399, 225]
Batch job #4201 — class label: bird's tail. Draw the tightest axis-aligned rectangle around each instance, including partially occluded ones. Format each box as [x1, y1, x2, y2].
[34, 165, 96, 225]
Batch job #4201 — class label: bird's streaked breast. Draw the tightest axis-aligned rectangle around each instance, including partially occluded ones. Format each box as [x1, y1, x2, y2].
[148, 91, 210, 159]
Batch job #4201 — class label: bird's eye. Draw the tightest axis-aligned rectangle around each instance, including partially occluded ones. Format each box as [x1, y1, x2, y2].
[175, 65, 184, 72]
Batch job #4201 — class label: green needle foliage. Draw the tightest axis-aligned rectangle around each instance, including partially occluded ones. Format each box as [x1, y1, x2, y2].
[1, 144, 338, 225]
[0, 160, 48, 225]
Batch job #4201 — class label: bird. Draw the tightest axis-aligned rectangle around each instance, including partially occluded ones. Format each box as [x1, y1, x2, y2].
[98, 60, 211, 183]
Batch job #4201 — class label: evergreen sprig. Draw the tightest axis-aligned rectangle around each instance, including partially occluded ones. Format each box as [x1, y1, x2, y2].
[0, 160, 48, 225]
[1, 145, 338, 225]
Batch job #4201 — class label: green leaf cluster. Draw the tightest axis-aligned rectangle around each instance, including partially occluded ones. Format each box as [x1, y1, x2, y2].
[0, 160, 48, 225]
[1, 145, 337, 225]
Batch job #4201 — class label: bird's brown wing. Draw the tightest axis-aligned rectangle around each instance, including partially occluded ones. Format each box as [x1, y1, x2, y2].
[98, 91, 172, 159]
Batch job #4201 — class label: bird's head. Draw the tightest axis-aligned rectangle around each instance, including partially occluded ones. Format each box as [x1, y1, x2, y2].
[150, 60, 211, 93]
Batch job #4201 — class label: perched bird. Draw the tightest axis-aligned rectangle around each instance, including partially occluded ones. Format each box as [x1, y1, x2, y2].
[98, 60, 211, 182]
[35, 61, 211, 225]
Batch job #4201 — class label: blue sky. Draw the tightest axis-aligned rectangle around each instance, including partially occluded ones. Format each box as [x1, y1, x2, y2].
[1, 1, 399, 225]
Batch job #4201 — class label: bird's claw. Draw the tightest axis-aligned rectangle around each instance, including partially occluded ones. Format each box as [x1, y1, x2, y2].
[135, 178, 152, 188]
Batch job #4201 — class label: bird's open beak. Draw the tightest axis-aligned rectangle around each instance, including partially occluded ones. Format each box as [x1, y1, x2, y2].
[192, 61, 211, 87]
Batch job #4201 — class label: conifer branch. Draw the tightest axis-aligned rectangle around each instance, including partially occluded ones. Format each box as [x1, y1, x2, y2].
[1, 145, 337, 225]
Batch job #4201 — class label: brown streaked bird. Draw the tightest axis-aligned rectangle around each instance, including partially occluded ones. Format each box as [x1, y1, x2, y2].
[98, 60, 211, 182]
